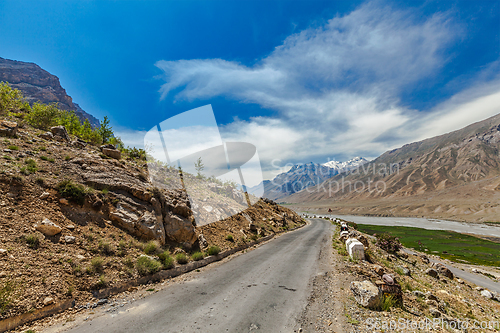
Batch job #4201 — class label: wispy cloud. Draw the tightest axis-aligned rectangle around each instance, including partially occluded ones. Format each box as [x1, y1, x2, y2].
[145, 1, 500, 177]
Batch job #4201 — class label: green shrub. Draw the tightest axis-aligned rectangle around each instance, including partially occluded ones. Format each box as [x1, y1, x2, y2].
[0, 280, 17, 314]
[381, 295, 398, 312]
[25, 102, 60, 130]
[0, 82, 25, 115]
[40, 155, 48, 161]
[143, 240, 160, 255]
[25, 234, 40, 249]
[123, 257, 134, 268]
[191, 252, 204, 261]
[175, 253, 189, 264]
[98, 240, 114, 255]
[96, 274, 107, 288]
[158, 251, 175, 269]
[56, 179, 87, 205]
[39, 146, 47, 151]
[90, 257, 104, 273]
[64, 155, 71, 161]
[375, 233, 402, 254]
[7, 145, 18, 151]
[136, 256, 162, 275]
[206, 246, 220, 256]
[24, 159, 37, 174]
[225, 235, 234, 242]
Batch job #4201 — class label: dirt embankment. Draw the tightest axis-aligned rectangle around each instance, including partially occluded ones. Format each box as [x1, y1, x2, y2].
[300, 217, 500, 332]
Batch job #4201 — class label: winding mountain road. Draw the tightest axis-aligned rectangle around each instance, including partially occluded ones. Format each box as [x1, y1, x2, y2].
[61, 219, 333, 333]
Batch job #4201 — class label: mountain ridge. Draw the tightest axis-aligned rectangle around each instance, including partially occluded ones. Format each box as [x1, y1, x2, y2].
[0, 57, 99, 127]
[284, 113, 500, 222]
[250, 157, 369, 201]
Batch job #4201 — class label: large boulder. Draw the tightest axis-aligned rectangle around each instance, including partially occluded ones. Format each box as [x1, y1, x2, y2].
[34, 218, 62, 236]
[164, 213, 197, 245]
[432, 262, 454, 279]
[110, 208, 165, 245]
[102, 148, 121, 160]
[350, 280, 382, 309]
[50, 125, 70, 142]
[426, 268, 439, 278]
[481, 290, 493, 299]
[0, 120, 18, 137]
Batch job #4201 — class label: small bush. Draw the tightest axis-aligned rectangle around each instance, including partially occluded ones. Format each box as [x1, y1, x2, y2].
[25, 102, 60, 130]
[136, 256, 162, 275]
[56, 179, 87, 205]
[158, 251, 175, 269]
[25, 234, 40, 249]
[375, 233, 402, 254]
[191, 252, 204, 261]
[0, 280, 17, 314]
[225, 235, 234, 242]
[7, 145, 18, 151]
[35, 177, 45, 186]
[381, 295, 398, 312]
[64, 155, 71, 161]
[40, 155, 48, 161]
[25, 158, 37, 174]
[143, 240, 160, 255]
[206, 246, 220, 256]
[123, 256, 134, 268]
[90, 257, 104, 273]
[39, 146, 47, 151]
[175, 253, 189, 264]
[96, 275, 107, 288]
[98, 240, 114, 255]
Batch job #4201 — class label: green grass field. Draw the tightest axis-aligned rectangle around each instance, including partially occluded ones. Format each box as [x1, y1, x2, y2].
[357, 224, 500, 267]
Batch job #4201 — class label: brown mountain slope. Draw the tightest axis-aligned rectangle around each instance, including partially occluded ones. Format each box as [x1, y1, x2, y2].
[0, 57, 99, 127]
[284, 113, 500, 222]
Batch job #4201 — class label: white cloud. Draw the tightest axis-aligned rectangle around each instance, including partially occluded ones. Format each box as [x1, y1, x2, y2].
[146, 1, 500, 178]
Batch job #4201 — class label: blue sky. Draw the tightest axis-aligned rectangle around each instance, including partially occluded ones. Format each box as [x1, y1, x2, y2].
[0, 0, 499, 179]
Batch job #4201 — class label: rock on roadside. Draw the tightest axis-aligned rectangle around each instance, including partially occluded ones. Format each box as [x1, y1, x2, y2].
[350, 280, 382, 309]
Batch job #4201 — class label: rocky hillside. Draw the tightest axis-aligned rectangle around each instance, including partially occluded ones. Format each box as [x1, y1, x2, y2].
[0, 57, 99, 127]
[285, 113, 500, 222]
[302, 217, 500, 333]
[0, 119, 304, 321]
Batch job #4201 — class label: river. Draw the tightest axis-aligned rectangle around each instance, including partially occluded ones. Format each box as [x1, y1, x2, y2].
[320, 214, 500, 238]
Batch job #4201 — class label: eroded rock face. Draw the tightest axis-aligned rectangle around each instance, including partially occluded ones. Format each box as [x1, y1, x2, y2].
[0, 120, 18, 137]
[102, 148, 121, 160]
[164, 213, 197, 245]
[350, 280, 382, 309]
[34, 218, 62, 236]
[110, 207, 165, 245]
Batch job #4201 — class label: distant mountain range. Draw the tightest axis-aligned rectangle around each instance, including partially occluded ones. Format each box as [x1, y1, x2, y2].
[284, 113, 500, 223]
[0, 57, 99, 128]
[250, 157, 368, 201]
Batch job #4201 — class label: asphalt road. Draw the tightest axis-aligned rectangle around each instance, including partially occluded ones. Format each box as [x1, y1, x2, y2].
[64, 219, 333, 333]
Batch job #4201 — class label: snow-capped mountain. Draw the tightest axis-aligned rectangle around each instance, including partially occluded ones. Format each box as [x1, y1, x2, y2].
[322, 157, 369, 172]
[250, 157, 369, 201]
